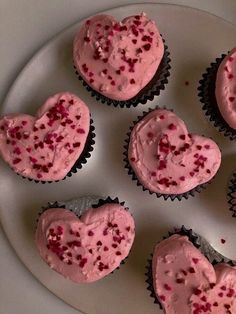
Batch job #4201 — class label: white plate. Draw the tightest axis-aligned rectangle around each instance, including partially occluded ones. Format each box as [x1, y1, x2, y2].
[0, 3, 236, 314]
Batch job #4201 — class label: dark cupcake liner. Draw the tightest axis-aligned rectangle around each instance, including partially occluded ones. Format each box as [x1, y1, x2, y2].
[74, 39, 171, 108]
[18, 118, 95, 184]
[228, 173, 236, 217]
[145, 225, 235, 308]
[37, 196, 132, 272]
[198, 54, 236, 141]
[123, 108, 209, 201]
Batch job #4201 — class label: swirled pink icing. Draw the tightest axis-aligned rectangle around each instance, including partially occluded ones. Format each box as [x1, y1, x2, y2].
[73, 13, 164, 100]
[0, 92, 90, 181]
[128, 109, 221, 194]
[35, 204, 135, 283]
[152, 235, 236, 314]
[215, 47, 236, 130]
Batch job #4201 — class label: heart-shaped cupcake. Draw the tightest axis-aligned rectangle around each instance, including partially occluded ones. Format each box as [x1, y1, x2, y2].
[73, 13, 164, 101]
[151, 234, 236, 313]
[0, 92, 91, 181]
[127, 109, 221, 196]
[215, 47, 236, 130]
[35, 200, 135, 283]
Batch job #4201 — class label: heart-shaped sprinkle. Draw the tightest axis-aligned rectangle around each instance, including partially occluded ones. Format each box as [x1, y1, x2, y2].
[35, 203, 135, 283]
[73, 13, 164, 100]
[0, 92, 90, 181]
[128, 109, 221, 194]
[215, 47, 236, 130]
[152, 235, 236, 313]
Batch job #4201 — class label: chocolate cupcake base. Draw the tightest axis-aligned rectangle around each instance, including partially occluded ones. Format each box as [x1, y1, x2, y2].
[19, 119, 95, 184]
[198, 54, 236, 141]
[74, 40, 171, 108]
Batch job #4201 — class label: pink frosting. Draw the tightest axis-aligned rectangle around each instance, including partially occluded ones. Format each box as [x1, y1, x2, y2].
[215, 47, 236, 130]
[152, 235, 236, 314]
[35, 204, 135, 283]
[73, 13, 164, 101]
[128, 109, 221, 194]
[0, 92, 90, 181]
[152, 235, 216, 314]
[190, 263, 236, 313]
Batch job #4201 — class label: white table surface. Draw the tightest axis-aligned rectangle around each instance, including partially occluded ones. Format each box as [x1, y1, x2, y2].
[0, 1, 236, 313]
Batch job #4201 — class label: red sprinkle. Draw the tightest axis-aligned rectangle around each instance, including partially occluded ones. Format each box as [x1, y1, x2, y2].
[159, 295, 166, 301]
[77, 128, 85, 134]
[164, 284, 172, 291]
[221, 238, 226, 244]
[168, 123, 177, 130]
[143, 43, 151, 51]
[192, 258, 199, 264]
[13, 158, 21, 164]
